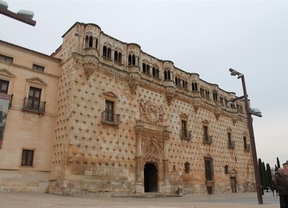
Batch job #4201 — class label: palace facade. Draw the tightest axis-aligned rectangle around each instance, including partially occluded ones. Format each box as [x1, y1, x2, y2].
[0, 22, 255, 196]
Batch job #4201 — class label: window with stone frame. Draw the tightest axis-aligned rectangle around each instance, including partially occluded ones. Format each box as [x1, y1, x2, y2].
[142, 63, 150, 75]
[181, 120, 187, 137]
[205, 90, 210, 100]
[105, 100, 114, 122]
[204, 157, 213, 181]
[203, 126, 209, 140]
[152, 66, 159, 79]
[213, 90, 218, 101]
[128, 54, 136, 66]
[27, 87, 41, 110]
[164, 70, 172, 81]
[202, 121, 213, 144]
[243, 136, 250, 151]
[85, 35, 95, 48]
[32, 64, 45, 72]
[114, 50, 122, 64]
[21, 149, 34, 166]
[192, 82, 198, 91]
[227, 132, 235, 149]
[175, 77, 181, 87]
[182, 80, 188, 90]
[103, 45, 111, 59]
[0, 79, 9, 94]
[0, 54, 13, 63]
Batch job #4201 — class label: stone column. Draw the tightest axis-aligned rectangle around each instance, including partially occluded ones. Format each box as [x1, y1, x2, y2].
[163, 130, 170, 192]
[134, 122, 144, 193]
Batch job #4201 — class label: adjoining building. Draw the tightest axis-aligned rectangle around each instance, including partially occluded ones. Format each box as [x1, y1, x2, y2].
[0, 22, 256, 196]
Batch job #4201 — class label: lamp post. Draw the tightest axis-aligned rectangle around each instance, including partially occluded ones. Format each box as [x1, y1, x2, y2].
[229, 68, 263, 205]
[0, 0, 36, 26]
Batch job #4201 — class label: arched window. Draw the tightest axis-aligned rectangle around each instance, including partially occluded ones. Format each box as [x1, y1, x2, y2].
[114, 51, 122, 63]
[103, 46, 107, 57]
[142, 63, 150, 75]
[175, 77, 181, 86]
[128, 54, 136, 65]
[183, 81, 188, 89]
[192, 82, 198, 91]
[164, 70, 172, 80]
[213, 90, 218, 101]
[152, 67, 159, 79]
[86, 35, 93, 48]
[103, 45, 111, 59]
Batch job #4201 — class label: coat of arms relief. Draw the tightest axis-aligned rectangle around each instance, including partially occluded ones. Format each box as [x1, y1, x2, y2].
[140, 100, 164, 124]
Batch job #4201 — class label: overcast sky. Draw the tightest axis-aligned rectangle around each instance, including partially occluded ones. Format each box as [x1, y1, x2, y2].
[1, 0, 287, 167]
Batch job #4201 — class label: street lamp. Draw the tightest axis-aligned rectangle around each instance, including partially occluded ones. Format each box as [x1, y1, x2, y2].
[229, 68, 263, 205]
[0, 0, 36, 26]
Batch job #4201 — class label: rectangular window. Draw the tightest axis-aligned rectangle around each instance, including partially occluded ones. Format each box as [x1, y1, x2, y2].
[0, 79, 9, 94]
[243, 136, 247, 148]
[181, 120, 187, 137]
[21, 149, 34, 166]
[105, 100, 114, 122]
[205, 159, 213, 181]
[203, 126, 208, 141]
[228, 132, 232, 146]
[243, 136, 249, 150]
[0, 54, 13, 63]
[28, 87, 41, 110]
[32, 64, 45, 72]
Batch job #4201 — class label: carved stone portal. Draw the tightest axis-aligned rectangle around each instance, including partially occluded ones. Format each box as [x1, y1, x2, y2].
[134, 122, 170, 193]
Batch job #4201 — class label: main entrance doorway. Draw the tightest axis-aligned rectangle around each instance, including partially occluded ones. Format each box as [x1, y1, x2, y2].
[144, 163, 158, 192]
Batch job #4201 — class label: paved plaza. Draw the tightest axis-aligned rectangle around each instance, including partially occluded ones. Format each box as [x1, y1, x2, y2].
[0, 191, 280, 208]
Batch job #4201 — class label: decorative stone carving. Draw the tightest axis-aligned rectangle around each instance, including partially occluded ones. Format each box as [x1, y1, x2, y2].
[142, 137, 163, 163]
[214, 104, 222, 120]
[140, 100, 164, 124]
[73, 54, 99, 81]
[128, 73, 140, 94]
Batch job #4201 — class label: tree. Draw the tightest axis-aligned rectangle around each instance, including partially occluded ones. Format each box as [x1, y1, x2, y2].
[258, 158, 265, 188]
[266, 163, 272, 188]
[277, 157, 281, 169]
[262, 161, 268, 189]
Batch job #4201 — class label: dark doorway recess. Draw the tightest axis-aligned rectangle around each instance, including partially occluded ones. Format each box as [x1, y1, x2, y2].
[144, 163, 158, 192]
[230, 177, 237, 193]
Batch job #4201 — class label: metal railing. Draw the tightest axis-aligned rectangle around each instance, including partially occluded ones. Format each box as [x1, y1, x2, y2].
[228, 140, 236, 149]
[180, 130, 192, 140]
[244, 144, 251, 152]
[23, 97, 46, 114]
[203, 135, 213, 144]
[101, 111, 120, 126]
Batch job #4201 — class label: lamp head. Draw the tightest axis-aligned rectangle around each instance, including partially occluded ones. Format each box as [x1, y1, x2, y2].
[229, 68, 238, 76]
[229, 68, 244, 79]
[249, 107, 262, 117]
[17, 10, 34, 19]
[0, 0, 8, 9]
